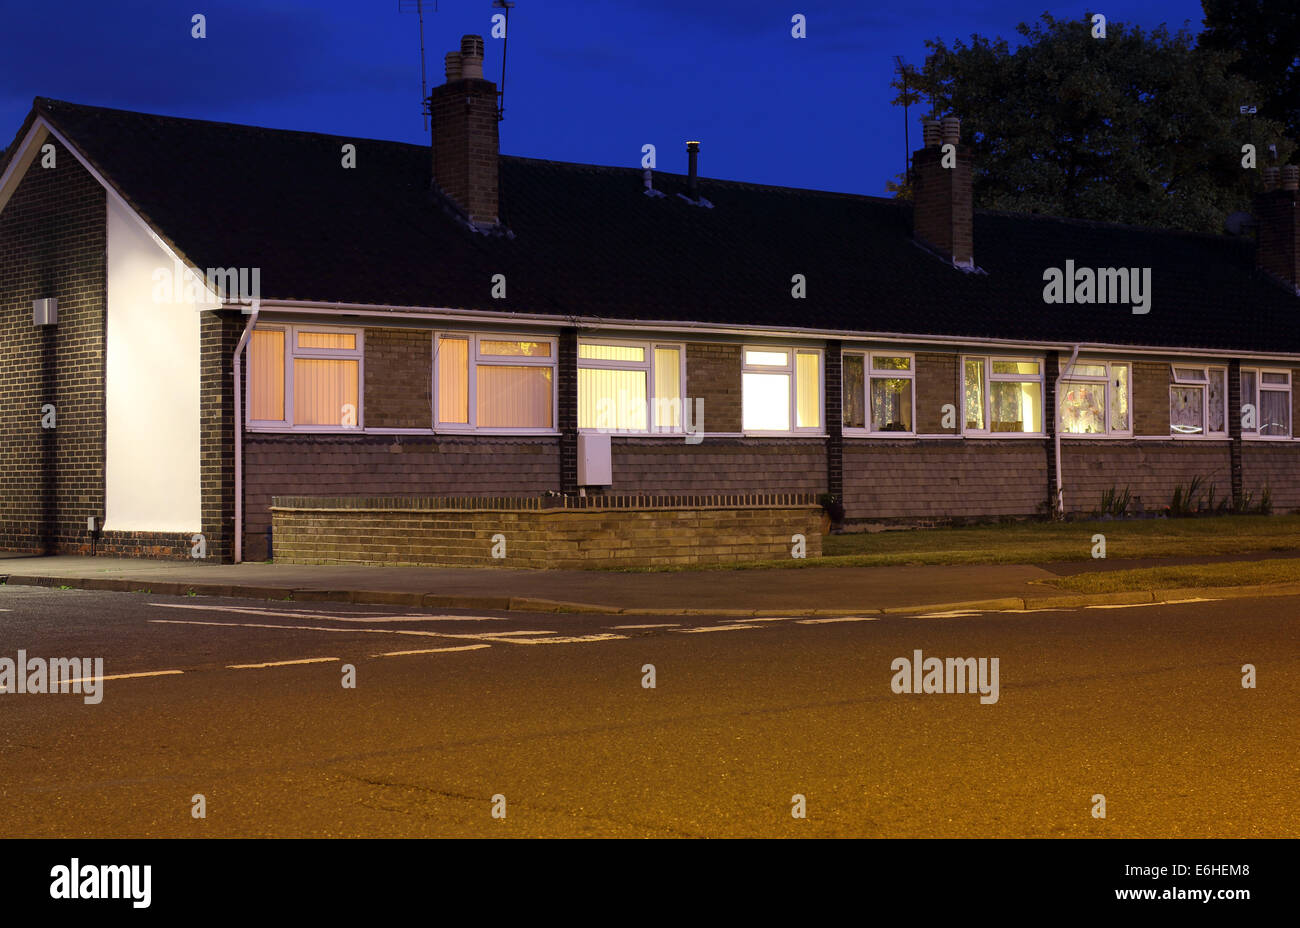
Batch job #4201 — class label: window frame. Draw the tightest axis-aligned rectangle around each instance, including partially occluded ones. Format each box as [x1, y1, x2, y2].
[245, 323, 365, 432]
[1168, 364, 1228, 439]
[1241, 366, 1292, 440]
[842, 350, 917, 437]
[962, 355, 1047, 438]
[1054, 358, 1132, 439]
[432, 331, 559, 434]
[741, 345, 824, 436]
[576, 337, 688, 435]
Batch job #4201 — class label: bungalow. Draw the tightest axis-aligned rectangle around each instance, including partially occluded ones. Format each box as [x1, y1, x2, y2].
[3, 34, 1299, 565]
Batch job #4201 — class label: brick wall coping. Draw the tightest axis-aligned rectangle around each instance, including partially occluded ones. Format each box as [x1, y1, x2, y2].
[271, 493, 820, 513]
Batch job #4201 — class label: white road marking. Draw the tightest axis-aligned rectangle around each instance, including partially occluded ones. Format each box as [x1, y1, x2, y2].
[228, 657, 339, 669]
[1085, 598, 1220, 610]
[796, 616, 880, 624]
[149, 618, 626, 647]
[911, 610, 983, 619]
[149, 602, 506, 622]
[64, 670, 184, 684]
[676, 624, 760, 633]
[375, 644, 491, 657]
[726, 617, 794, 623]
[611, 623, 681, 629]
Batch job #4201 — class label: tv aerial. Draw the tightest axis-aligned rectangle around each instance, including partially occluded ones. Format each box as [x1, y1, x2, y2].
[493, 1, 515, 121]
[398, 0, 438, 131]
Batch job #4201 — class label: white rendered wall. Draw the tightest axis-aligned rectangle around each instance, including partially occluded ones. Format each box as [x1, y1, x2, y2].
[104, 197, 206, 532]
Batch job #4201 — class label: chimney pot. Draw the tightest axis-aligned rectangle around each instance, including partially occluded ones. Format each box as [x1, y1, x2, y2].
[460, 34, 485, 79]
[444, 52, 463, 82]
[687, 140, 700, 199]
[1283, 165, 1300, 191]
[921, 118, 941, 148]
[1263, 166, 1281, 190]
[940, 116, 961, 145]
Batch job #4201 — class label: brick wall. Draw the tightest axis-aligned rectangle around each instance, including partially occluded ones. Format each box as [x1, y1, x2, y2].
[271, 495, 822, 568]
[1060, 440, 1232, 514]
[199, 310, 242, 561]
[844, 440, 1047, 521]
[0, 137, 106, 555]
[242, 433, 561, 560]
[1133, 361, 1169, 435]
[915, 351, 958, 434]
[607, 438, 827, 496]
[1242, 443, 1300, 513]
[686, 343, 741, 432]
[363, 327, 432, 429]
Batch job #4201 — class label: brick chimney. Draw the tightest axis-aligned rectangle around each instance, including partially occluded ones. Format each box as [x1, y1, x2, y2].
[1255, 164, 1300, 291]
[429, 35, 499, 228]
[911, 115, 974, 268]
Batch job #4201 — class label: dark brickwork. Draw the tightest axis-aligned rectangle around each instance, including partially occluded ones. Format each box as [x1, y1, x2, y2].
[824, 342, 842, 498]
[364, 326, 432, 429]
[558, 328, 578, 493]
[1228, 358, 1243, 508]
[686, 342, 741, 432]
[0, 137, 107, 555]
[200, 309, 242, 562]
[1042, 349, 1059, 513]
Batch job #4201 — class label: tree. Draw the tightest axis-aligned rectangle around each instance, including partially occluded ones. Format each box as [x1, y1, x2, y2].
[1200, 0, 1300, 160]
[891, 13, 1293, 232]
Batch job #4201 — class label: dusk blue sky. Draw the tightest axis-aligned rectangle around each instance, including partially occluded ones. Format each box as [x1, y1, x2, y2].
[3, 1, 1212, 196]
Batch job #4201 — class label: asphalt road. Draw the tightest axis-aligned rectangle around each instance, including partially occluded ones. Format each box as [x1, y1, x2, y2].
[0, 585, 1296, 837]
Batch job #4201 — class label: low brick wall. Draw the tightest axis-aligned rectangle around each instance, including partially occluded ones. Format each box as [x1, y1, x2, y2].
[271, 494, 823, 568]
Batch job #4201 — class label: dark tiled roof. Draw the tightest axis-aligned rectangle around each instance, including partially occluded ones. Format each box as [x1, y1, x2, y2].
[21, 97, 1300, 354]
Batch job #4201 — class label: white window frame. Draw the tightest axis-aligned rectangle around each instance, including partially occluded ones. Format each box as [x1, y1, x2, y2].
[962, 355, 1047, 438]
[1052, 358, 1132, 438]
[432, 332, 559, 434]
[1241, 367, 1292, 440]
[842, 350, 916, 436]
[576, 338, 687, 435]
[245, 323, 365, 432]
[741, 345, 824, 436]
[1168, 364, 1228, 438]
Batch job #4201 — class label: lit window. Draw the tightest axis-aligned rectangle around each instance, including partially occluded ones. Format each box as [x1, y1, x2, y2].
[578, 340, 684, 432]
[1241, 368, 1291, 438]
[742, 347, 821, 433]
[1169, 365, 1226, 436]
[964, 357, 1044, 434]
[1056, 359, 1129, 436]
[843, 352, 914, 433]
[435, 334, 556, 431]
[247, 325, 362, 429]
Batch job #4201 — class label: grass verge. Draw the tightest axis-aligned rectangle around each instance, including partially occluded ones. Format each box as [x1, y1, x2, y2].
[1043, 558, 1300, 594]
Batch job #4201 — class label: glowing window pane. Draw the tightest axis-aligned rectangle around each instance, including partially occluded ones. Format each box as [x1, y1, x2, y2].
[579, 368, 647, 430]
[743, 372, 790, 430]
[481, 340, 551, 358]
[293, 359, 358, 426]
[438, 337, 469, 424]
[297, 331, 355, 350]
[249, 329, 284, 421]
[796, 352, 820, 428]
[580, 343, 644, 362]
